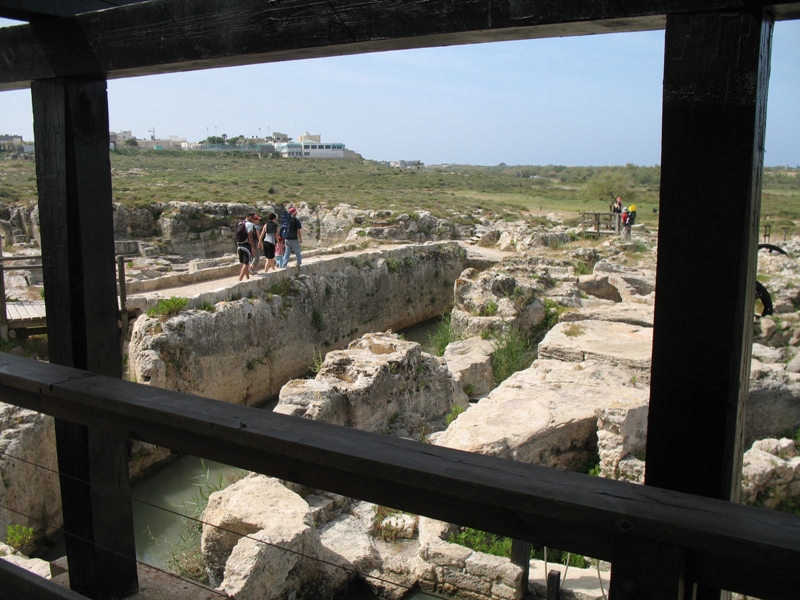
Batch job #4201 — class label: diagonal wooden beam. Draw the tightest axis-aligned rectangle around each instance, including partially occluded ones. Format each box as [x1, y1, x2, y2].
[0, 0, 666, 91]
[2, 0, 798, 91]
[0, 0, 146, 22]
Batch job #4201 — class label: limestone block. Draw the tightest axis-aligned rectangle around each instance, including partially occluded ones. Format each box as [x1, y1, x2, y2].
[201, 474, 311, 586]
[437, 359, 648, 469]
[422, 540, 472, 568]
[576, 275, 622, 302]
[0, 404, 61, 540]
[742, 449, 783, 504]
[0, 553, 52, 579]
[752, 343, 785, 365]
[444, 336, 495, 397]
[318, 512, 380, 575]
[465, 551, 521, 589]
[276, 332, 465, 435]
[596, 403, 648, 479]
[439, 567, 492, 596]
[382, 513, 417, 539]
[418, 517, 456, 546]
[219, 525, 327, 600]
[617, 456, 646, 484]
[538, 321, 653, 383]
[560, 304, 655, 328]
[746, 372, 800, 444]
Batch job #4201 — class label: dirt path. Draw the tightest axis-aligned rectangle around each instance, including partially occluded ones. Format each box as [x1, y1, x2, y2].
[127, 241, 512, 303]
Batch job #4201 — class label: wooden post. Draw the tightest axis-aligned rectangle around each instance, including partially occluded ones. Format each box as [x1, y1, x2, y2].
[31, 76, 138, 599]
[546, 570, 561, 600]
[0, 251, 7, 341]
[510, 539, 530, 597]
[644, 8, 773, 600]
[609, 537, 686, 600]
[117, 255, 128, 356]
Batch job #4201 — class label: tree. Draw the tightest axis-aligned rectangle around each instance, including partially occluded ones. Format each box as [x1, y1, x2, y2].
[584, 172, 637, 209]
[124, 138, 138, 147]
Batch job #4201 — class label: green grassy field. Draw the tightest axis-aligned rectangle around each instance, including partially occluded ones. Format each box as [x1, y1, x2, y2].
[1, 151, 798, 233]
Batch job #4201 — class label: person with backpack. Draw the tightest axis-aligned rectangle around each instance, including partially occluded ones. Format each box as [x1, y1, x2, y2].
[258, 212, 279, 273]
[235, 212, 259, 281]
[280, 207, 303, 267]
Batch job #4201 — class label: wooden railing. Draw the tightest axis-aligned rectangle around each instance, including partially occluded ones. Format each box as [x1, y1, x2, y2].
[0, 256, 130, 342]
[0, 352, 796, 600]
[580, 212, 621, 237]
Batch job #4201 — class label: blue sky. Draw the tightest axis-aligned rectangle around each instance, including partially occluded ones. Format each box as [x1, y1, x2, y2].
[1, 18, 797, 166]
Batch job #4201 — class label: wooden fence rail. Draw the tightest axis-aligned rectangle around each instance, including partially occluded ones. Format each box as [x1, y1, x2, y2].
[0, 255, 129, 341]
[0, 352, 797, 599]
[580, 212, 620, 237]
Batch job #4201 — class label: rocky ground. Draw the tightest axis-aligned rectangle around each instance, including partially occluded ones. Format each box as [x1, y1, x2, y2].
[2, 206, 798, 600]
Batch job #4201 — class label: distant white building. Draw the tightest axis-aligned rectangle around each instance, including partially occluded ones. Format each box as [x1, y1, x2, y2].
[275, 136, 349, 159]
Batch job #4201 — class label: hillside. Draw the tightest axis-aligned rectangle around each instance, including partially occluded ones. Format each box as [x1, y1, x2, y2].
[1, 151, 798, 234]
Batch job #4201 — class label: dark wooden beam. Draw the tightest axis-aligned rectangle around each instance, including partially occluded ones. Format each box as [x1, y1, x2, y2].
[644, 7, 774, 599]
[31, 76, 138, 599]
[0, 353, 798, 600]
[0, 0, 146, 22]
[0, 0, 796, 92]
[0, 557, 91, 600]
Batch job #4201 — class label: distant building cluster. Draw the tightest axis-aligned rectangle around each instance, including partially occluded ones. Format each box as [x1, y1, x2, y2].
[108, 129, 359, 159]
[0, 134, 33, 154]
[380, 160, 424, 169]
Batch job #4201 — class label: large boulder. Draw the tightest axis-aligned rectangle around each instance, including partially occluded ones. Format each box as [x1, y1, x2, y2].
[201, 473, 344, 599]
[0, 404, 61, 541]
[443, 336, 495, 398]
[275, 332, 468, 435]
[538, 321, 653, 385]
[451, 268, 546, 338]
[434, 358, 649, 470]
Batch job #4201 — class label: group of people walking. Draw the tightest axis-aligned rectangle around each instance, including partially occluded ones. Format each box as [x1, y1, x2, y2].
[236, 207, 303, 281]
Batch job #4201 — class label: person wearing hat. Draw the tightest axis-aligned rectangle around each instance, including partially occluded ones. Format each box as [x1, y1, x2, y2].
[237, 212, 260, 281]
[281, 207, 303, 267]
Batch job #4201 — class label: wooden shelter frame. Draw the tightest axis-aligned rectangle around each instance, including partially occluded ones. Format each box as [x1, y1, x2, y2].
[1, 1, 800, 599]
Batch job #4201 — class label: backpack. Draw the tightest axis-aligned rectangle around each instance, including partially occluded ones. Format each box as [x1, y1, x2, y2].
[278, 211, 292, 239]
[233, 220, 249, 243]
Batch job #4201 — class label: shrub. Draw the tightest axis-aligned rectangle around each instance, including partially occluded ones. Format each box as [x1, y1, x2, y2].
[6, 524, 33, 551]
[563, 323, 585, 337]
[445, 404, 466, 425]
[311, 308, 325, 331]
[197, 301, 216, 312]
[449, 527, 590, 568]
[490, 329, 534, 385]
[427, 313, 456, 357]
[479, 300, 498, 316]
[147, 297, 188, 318]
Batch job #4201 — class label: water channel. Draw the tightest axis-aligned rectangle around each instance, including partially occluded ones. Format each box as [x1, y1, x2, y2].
[45, 317, 448, 599]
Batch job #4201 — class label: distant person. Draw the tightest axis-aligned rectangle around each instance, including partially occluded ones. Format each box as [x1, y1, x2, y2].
[621, 207, 629, 237]
[258, 212, 278, 273]
[236, 212, 259, 281]
[624, 204, 637, 240]
[250, 219, 263, 274]
[612, 197, 623, 233]
[281, 207, 303, 267]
